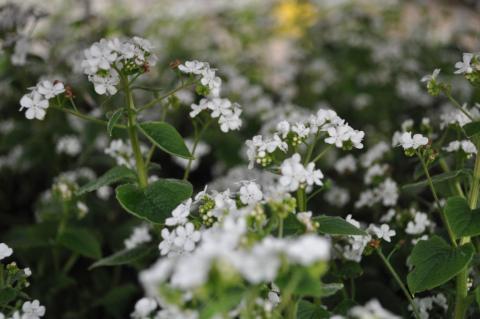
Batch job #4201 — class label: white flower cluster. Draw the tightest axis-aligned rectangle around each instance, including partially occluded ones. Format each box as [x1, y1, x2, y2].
[178, 60, 242, 132]
[80, 37, 157, 95]
[124, 225, 152, 249]
[279, 153, 324, 192]
[19, 80, 65, 120]
[0, 244, 45, 319]
[332, 299, 401, 319]
[395, 132, 428, 151]
[443, 140, 477, 155]
[104, 139, 148, 169]
[246, 108, 364, 169]
[355, 178, 399, 208]
[159, 199, 202, 256]
[0, 300, 46, 319]
[56, 135, 81, 156]
[405, 210, 432, 236]
[144, 217, 329, 291]
[410, 293, 448, 319]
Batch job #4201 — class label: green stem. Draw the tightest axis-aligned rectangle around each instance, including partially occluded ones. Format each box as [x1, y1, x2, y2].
[454, 138, 480, 319]
[122, 76, 148, 188]
[137, 80, 198, 112]
[52, 106, 126, 129]
[183, 118, 211, 180]
[417, 153, 457, 246]
[296, 188, 306, 212]
[376, 248, 421, 319]
[278, 218, 284, 238]
[312, 145, 332, 163]
[444, 91, 474, 121]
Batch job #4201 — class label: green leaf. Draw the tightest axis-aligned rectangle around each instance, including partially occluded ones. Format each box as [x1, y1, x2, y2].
[199, 289, 244, 319]
[107, 109, 124, 136]
[96, 284, 138, 318]
[476, 286, 480, 311]
[89, 245, 155, 269]
[315, 215, 367, 236]
[445, 196, 480, 239]
[402, 169, 472, 193]
[0, 287, 17, 306]
[407, 236, 474, 293]
[297, 300, 330, 319]
[58, 227, 102, 259]
[139, 121, 192, 159]
[463, 121, 480, 138]
[116, 179, 193, 224]
[76, 166, 137, 195]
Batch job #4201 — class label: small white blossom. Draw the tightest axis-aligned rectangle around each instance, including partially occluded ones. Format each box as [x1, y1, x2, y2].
[0, 243, 13, 260]
[21, 300, 46, 319]
[454, 53, 474, 75]
[166, 199, 192, 226]
[19, 92, 49, 120]
[239, 182, 263, 205]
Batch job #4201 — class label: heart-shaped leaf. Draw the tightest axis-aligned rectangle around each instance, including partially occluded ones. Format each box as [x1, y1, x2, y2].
[116, 179, 193, 223]
[89, 245, 155, 269]
[139, 121, 192, 159]
[407, 235, 474, 293]
[58, 227, 102, 259]
[445, 196, 480, 239]
[76, 166, 137, 195]
[315, 215, 366, 236]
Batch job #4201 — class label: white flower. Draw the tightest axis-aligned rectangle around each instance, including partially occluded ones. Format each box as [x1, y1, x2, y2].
[279, 154, 306, 192]
[131, 297, 157, 319]
[166, 199, 192, 226]
[89, 73, 119, 95]
[421, 68, 440, 83]
[279, 154, 323, 192]
[36, 80, 65, 99]
[56, 135, 81, 156]
[406, 212, 431, 235]
[0, 243, 13, 260]
[189, 99, 209, 118]
[19, 92, 49, 120]
[334, 155, 357, 174]
[21, 300, 46, 319]
[96, 186, 112, 200]
[125, 225, 152, 249]
[276, 120, 290, 138]
[454, 53, 474, 75]
[174, 223, 201, 252]
[178, 60, 207, 75]
[24, 268, 32, 277]
[239, 182, 263, 205]
[397, 132, 428, 150]
[219, 107, 242, 132]
[159, 228, 177, 256]
[349, 299, 401, 319]
[369, 224, 396, 242]
[286, 235, 330, 266]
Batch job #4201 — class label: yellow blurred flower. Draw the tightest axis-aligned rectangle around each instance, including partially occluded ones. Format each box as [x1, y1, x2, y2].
[274, 0, 318, 37]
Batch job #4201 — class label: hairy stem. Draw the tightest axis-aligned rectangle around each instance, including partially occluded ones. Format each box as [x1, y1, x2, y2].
[417, 153, 457, 246]
[123, 76, 148, 188]
[454, 138, 480, 319]
[376, 248, 421, 319]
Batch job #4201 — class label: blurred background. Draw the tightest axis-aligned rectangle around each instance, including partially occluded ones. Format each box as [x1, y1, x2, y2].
[1, 0, 480, 317]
